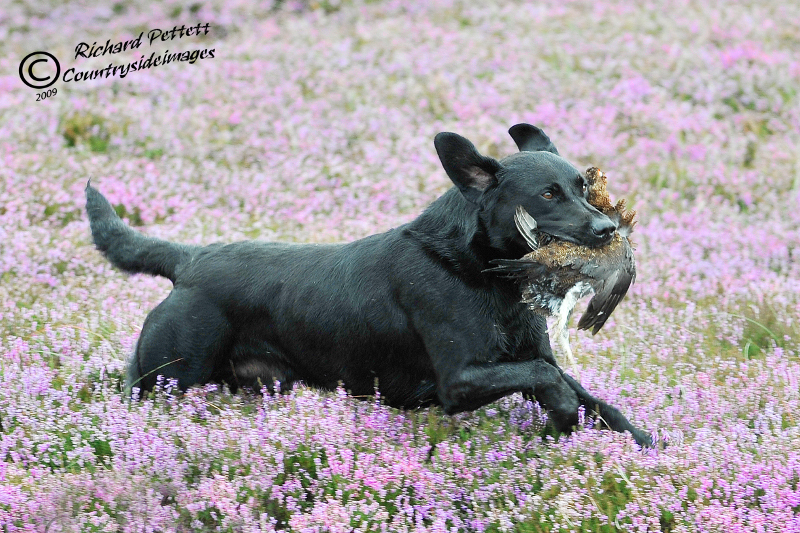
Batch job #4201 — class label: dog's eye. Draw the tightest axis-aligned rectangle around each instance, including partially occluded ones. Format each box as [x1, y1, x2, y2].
[542, 191, 554, 199]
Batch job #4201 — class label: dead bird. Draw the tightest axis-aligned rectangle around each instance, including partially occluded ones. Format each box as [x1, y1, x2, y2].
[486, 168, 637, 373]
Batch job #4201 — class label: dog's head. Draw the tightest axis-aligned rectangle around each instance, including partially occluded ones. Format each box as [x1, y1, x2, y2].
[434, 124, 617, 257]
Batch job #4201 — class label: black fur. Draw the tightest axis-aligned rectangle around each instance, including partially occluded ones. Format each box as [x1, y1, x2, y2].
[85, 124, 652, 447]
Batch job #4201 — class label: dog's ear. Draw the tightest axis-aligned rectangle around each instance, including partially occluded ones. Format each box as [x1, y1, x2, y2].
[434, 132, 503, 204]
[508, 123, 560, 155]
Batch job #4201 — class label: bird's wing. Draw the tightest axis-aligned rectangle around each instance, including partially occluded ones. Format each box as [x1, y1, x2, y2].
[484, 257, 549, 278]
[514, 205, 539, 250]
[483, 206, 543, 276]
[576, 239, 636, 334]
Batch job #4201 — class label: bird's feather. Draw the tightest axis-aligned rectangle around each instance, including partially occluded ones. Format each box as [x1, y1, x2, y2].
[514, 205, 539, 250]
[484, 257, 549, 278]
[575, 235, 635, 334]
[576, 266, 635, 334]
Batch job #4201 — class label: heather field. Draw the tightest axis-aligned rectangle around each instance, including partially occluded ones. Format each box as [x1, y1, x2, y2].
[2, 0, 800, 531]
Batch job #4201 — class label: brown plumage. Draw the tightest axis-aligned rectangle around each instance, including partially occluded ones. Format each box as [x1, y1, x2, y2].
[487, 168, 637, 372]
[584, 167, 636, 233]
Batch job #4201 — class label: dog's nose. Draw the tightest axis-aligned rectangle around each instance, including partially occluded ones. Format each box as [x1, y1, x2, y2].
[590, 217, 617, 239]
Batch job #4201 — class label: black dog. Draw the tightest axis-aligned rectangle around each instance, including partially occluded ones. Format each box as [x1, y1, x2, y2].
[85, 124, 652, 447]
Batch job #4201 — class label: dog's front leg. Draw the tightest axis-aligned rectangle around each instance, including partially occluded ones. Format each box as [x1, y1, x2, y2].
[436, 359, 581, 434]
[413, 312, 582, 433]
[558, 371, 654, 447]
[524, 317, 654, 447]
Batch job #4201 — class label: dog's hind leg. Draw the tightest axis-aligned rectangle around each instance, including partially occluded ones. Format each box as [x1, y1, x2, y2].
[124, 349, 142, 398]
[128, 288, 232, 394]
[225, 343, 298, 394]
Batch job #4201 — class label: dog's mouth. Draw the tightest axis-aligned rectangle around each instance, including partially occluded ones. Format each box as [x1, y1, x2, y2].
[568, 231, 615, 248]
[559, 231, 616, 248]
[512, 205, 616, 256]
[524, 232, 611, 252]
[524, 226, 616, 250]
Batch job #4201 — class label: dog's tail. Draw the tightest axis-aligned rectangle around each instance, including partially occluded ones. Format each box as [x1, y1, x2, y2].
[85, 181, 195, 283]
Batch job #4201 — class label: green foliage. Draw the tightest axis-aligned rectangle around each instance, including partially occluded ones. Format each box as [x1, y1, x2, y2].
[61, 112, 112, 152]
[112, 203, 145, 226]
[737, 301, 794, 359]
